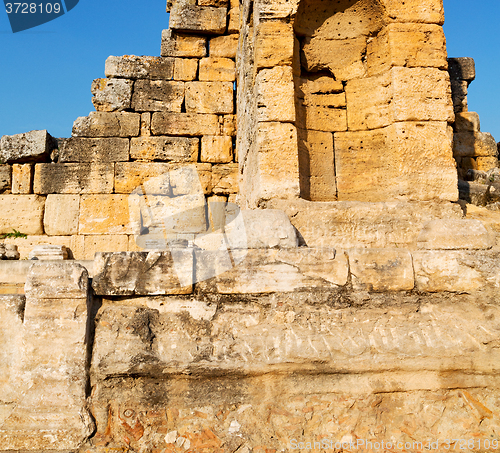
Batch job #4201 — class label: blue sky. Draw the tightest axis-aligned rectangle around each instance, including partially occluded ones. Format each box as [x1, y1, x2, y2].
[0, 0, 499, 141]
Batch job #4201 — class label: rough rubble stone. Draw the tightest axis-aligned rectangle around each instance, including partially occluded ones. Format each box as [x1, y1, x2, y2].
[92, 251, 194, 295]
[0, 130, 55, 164]
[105, 55, 175, 79]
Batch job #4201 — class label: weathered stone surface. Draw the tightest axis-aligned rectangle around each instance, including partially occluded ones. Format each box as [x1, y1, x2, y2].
[185, 82, 234, 114]
[346, 67, 454, 130]
[450, 79, 468, 113]
[161, 29, 207, 57]
[209, 34, 239, 58]
[79, 195, 133, 235]
[151, 112, 219, 136]
[92, 251, 194, 295]
[199, 57, 236, 81]
[454, 111, 480, 132]
[0, 165, 11, 193]
[44, 194, 80, 236]
[335, 122, 458, 202]
[212, 163, 238, 194]
[197, 248, 347, 293]
[302, 36, 366, 81]
[224, 209, 298, 249]
[11, 163, 32, 194]
[298, 129, 336, 201]
[105, 55, 175, 79]
[448, 56, 475, 82]
[91, 78, 133, 112]
[1, 263, 93, 450]
[201, 135, 232, 163]
[348, 248, 414, 291]
[417, 219, 494, 250]
[367, 23, 447, 76]
[82, 235, 129, 260]
[255, 21, 294, 68]
[28, 244, 68, 260]
[173, 57, 198, 81]
[59, 137, 129, 162]
[256, 66, 295, 122]
[115, 162, 171, 194]
[168, 163, 212, 195]
[131, 80, 184, 112]
[0, 130, 55, 164]
[379, 0, 444, 24]
[476, 156, 499, 172]
[269, 199, 463, 249]
[413, 250, 500, 292]
[130, 136, 199, 162]
[453, 132, 497, 157]
[0, 195, 44, 235]
[33, 163, 114, 194]
[169, 3, 227, 34]
[458, 180, 489, 206]
[72, 112, 140, 137]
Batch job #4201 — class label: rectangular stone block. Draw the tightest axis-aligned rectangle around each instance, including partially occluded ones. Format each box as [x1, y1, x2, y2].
[417, 219, 494, 250]
[201, 135, 233, 163]
[0, 164, 11, 193]
[151, 113, 219, 136]
[168, 163, 212, 195]
[255, 21, 294, 68]
[199, 57, 236, 81]
[0, 130, 54, 164]
[335, 122, 458, 202]
[92, 251, 194, 295]
[169, 4, 227, 34]
[115, 162, 172, 194]
[43, 194, 80, 236]
[161, 29, 207, 57]
[256, 66, 295, 122]
[197, 248, 348, 293]
[212, 163, 238, 194]
[79, 195, 133, 235]
[379, 0, 444, 25]
[105, 55, 175, 79]
[0, 195, 44, 235]
[131, 80, 184, 112]
[83, 235, 129, 260]
[454, 112, 480, 132]
[1, 235, 73, 260]
[209, 34, 238, 58]
[12, 164, 33, 194]
[296, 102, 347, 133]
[348, 248, 414, 291]
[173, 58, 198, 81]
[346, 67, 454, 131]
[453, 132, 497, 157]
[367, 23, 447, 76]
[33, 163, 114, 194]
[298, 129, 336, 201]
[59, 137, 129, 163]
[185, 81, 234, 114]
[72, 112, 140, 137]
[91, 78, 133, 112]
[130, 136, 199, 162]
[140, 112, 151, 135]
[413, 251, 500, 292]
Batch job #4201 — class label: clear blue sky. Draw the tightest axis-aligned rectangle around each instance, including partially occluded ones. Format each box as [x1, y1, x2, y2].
[0, 0, 499, 140]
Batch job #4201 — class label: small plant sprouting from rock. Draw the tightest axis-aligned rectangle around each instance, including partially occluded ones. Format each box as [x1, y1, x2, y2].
[0, 229, 27, 239]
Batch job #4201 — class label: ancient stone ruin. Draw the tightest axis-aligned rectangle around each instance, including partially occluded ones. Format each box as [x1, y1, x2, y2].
[1, 0, 500, 451]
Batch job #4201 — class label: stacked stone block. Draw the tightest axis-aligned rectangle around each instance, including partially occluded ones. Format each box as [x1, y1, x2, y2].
[448, 57, 499, 177]
[238, 0, 459, 206]
[0, 4, 241, 260]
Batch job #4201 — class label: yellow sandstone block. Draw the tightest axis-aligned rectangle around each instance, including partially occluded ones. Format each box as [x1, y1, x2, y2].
[79, 195, 133, 235]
